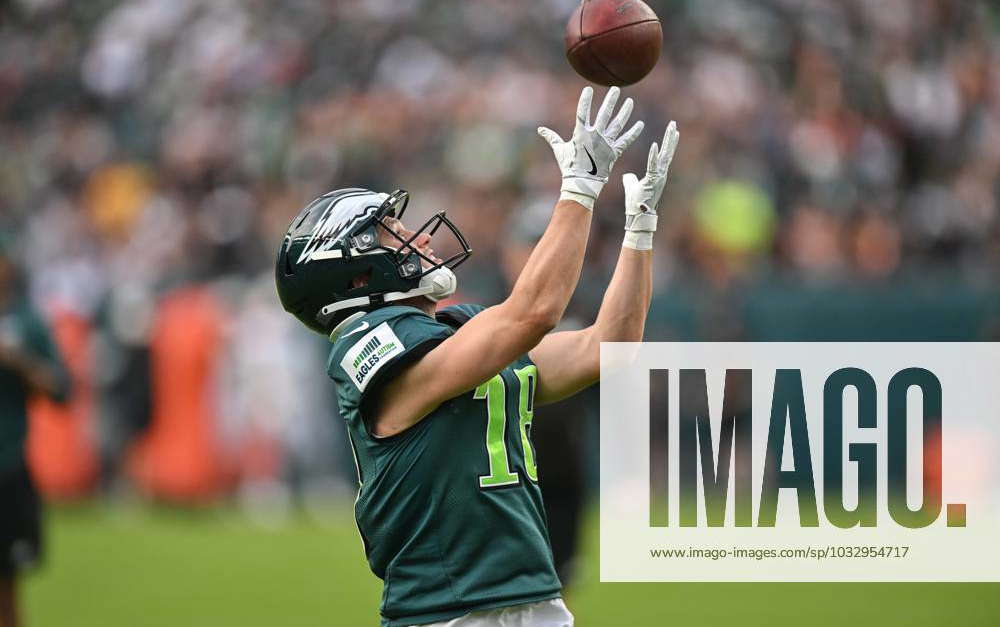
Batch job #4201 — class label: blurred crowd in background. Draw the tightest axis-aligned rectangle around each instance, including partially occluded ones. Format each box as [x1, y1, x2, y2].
[0, 0, 998, 507]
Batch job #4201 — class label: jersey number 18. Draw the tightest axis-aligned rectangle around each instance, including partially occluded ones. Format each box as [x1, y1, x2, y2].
[475, 365, 538, 488]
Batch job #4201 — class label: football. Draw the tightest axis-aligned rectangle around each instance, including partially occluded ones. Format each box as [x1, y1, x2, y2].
[564, 0, 663, 86]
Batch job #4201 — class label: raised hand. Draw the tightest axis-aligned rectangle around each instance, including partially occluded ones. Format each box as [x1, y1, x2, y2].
[538, 86, 644, 210]
[622, 121, 680, 250]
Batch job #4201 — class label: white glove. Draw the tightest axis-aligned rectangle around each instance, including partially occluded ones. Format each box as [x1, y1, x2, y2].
[538, 86, 644, 211]
[622, 121, 680, 250]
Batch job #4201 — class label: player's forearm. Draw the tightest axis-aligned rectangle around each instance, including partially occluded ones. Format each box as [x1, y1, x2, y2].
[384, 198, 593, 423]
[553, 247, 650, 390]
[531, 122, 676, 405]
[528, 248, 651, 404]
[587, 121, 677, 348]
[503, 199, 592, 332]
[511, 85, 642, 333]
[591, 247, 652, 344]
[496, 85, 644, 368]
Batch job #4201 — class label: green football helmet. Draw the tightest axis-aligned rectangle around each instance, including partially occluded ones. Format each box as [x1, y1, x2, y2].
[275, 188, 471, 336]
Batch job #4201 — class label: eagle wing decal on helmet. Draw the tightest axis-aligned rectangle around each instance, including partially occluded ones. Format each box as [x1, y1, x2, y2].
[297, 193, 385, 264]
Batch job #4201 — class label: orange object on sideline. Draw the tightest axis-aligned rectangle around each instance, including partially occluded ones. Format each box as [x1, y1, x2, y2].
[127, 286, 233, 503]
[27, 309, 99, 500]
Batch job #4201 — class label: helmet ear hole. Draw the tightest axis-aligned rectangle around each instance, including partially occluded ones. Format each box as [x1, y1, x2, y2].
[349, 269, 372, 289]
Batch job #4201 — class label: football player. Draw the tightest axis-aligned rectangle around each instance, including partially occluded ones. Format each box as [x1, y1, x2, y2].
[275, 86, 678, 627]
[0, 235, 71, 627]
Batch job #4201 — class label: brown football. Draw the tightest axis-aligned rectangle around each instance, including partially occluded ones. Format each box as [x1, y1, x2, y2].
[565, 0, 663, 86]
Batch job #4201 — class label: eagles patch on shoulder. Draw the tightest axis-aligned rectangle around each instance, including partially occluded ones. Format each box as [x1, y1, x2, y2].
[340, 322, 405, 391]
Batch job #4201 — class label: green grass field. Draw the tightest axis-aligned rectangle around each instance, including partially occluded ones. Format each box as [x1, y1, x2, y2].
[24, 503, 1000, 626]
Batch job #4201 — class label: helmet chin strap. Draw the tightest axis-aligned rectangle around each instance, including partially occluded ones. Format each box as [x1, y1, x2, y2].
[322, 267, 458, 340]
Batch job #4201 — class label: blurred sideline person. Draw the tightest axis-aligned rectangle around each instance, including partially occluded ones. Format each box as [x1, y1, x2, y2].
[276, 86, 678, 626]
[0, 236, 71, 627]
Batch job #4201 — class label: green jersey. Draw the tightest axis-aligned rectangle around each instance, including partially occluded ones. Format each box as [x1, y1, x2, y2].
[328, 304, 561, 626]
[0, 299, 70, 472]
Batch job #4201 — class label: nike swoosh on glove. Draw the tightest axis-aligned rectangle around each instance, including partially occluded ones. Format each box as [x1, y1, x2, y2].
[538, 86, 644, 210]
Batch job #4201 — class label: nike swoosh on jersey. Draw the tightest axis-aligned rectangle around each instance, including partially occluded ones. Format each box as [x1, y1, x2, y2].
[342, 321, 370, 338]
[584, 147, 598, 176]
